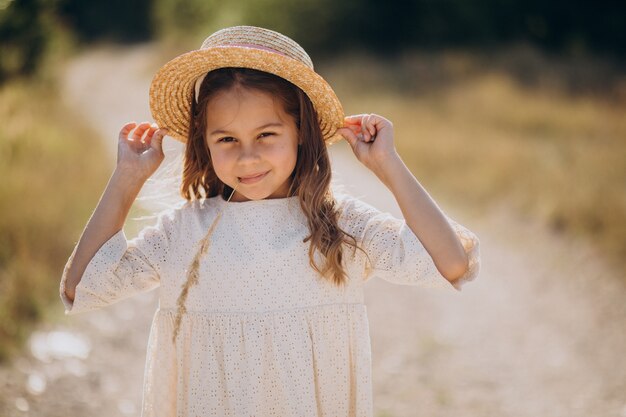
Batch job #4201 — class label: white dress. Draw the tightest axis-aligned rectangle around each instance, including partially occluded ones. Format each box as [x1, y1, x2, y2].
[59, 193, 480, 417]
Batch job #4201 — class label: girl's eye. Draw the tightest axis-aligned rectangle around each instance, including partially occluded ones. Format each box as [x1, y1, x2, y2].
[217, 133, 275, 143]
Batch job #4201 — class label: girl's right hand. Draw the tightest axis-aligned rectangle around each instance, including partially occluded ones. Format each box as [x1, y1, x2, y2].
[116, 121, 168, 182]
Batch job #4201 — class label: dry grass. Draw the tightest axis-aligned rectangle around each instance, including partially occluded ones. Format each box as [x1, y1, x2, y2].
[0, 78, 111, 363]
[322, 46, 626, 276]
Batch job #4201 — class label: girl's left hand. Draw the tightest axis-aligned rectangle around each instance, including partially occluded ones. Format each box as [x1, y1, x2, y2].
[337, 113, 399, 175]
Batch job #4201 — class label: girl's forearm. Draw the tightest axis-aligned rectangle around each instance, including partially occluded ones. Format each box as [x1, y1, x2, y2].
[375, 152, 469, 282]
[63, 169, 145, 301]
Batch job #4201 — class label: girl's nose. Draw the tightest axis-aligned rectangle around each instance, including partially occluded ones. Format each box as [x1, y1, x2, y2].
[237, 144, 262, 163]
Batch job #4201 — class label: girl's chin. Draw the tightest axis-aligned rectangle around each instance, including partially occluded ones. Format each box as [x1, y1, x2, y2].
[230, 191, 252, 202]
[228, 188, 264, 202]
[220, 177, 291, 201]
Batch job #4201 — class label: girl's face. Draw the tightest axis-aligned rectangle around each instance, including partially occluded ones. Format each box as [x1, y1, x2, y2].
[204, 86, 299, 202]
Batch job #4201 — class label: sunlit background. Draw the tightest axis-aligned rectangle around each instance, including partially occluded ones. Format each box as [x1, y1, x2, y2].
[1, 0, 625, 415]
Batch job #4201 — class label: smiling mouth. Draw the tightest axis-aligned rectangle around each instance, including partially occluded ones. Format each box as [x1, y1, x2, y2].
[238, 171, 269, 184]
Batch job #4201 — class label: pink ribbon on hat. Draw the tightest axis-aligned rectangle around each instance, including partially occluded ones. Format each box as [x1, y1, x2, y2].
[193, 43, 290, 103]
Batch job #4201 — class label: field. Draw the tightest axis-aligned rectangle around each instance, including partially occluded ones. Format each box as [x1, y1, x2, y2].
[323, 46, 626, 273]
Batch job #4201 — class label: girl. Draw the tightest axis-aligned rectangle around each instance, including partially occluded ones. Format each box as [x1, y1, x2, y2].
[60, 26, 480, 417]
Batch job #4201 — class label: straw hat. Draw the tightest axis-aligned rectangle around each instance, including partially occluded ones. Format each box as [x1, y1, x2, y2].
[149, 25, 345, 145]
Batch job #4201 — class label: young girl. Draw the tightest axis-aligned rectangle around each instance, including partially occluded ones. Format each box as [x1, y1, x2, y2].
[60, 26, 480, 417]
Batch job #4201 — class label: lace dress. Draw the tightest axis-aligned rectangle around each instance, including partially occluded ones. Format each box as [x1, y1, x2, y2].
[59, 193, 480, 417]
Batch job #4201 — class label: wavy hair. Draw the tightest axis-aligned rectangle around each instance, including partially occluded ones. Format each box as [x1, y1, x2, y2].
[181, 67, 368, 283]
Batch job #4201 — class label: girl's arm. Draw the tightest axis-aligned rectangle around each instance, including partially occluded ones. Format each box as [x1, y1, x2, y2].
[64, 122, 167, 301]
[338, 114, 469, 285]
[373, 153, 469, 282]
[63, 171, 144, 302]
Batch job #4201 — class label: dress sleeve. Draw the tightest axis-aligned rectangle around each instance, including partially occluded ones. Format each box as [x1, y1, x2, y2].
[338, 194, 481, 291]
[59, 207, 179, 315]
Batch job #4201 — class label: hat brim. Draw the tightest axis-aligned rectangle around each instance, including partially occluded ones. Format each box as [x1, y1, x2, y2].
[149, 47, 345, 145]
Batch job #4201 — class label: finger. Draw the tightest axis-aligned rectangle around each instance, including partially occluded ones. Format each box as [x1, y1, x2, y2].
[337, 127, 358, 148]
[343, 118, 363, 136]
[362, 114, 372, 141]
[344, 114, 367, 120]
[144, 123, 159, 143]
[367, 114, 378, 136]
[150, 128, 168, 151]
[364, 114, 380, 141]
[344, 114, 367, 126]
[119, 122, 137, 141]
[144, 124, 158, 143]
[134, 122, 152, 139]
[131, 122, 152, 141]
[341, 123, 361, 136]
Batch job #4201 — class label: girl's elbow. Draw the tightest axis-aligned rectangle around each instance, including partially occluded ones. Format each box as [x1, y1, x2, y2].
[65, 287, 76, 302]
[62, 275, 77, 302]
[443, 255, 470, 283]
[62, 269, 80, 302]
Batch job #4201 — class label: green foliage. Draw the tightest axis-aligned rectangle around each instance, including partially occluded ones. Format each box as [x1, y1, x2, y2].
[0, 79, 111, 363]
[2, 0, 625, 86]
[238, 0, 352, 55]
[151, 0, 224, 42]
[149, 0, 626, 60]
[0, 0, 59, 83]
[58, 0, 153, 42]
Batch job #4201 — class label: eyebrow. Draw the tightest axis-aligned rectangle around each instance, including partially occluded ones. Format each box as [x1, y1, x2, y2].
[209, 122, 284, 136]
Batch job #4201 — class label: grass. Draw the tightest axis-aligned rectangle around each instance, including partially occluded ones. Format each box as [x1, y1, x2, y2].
[0, 78, 112, 363]
[321, 45, 626, 277]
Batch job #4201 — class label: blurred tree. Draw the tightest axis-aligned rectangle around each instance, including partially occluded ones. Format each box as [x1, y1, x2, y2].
[0, 0, 154, 84]
[1, 0, 624, 84]
[208, 0, 625, 60]
[150, 0, 228, 43]
[58, 0, 153, 43]
[0, 0, 55, 83]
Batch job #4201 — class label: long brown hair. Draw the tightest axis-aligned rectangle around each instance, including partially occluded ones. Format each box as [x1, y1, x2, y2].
[181, 67, 366, 288]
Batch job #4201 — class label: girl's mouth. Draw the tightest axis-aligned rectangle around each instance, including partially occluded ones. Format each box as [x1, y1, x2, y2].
[238, 171, 269, 184]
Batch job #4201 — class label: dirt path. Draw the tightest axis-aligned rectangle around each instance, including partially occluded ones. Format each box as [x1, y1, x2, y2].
[1, 43, 625, 417]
